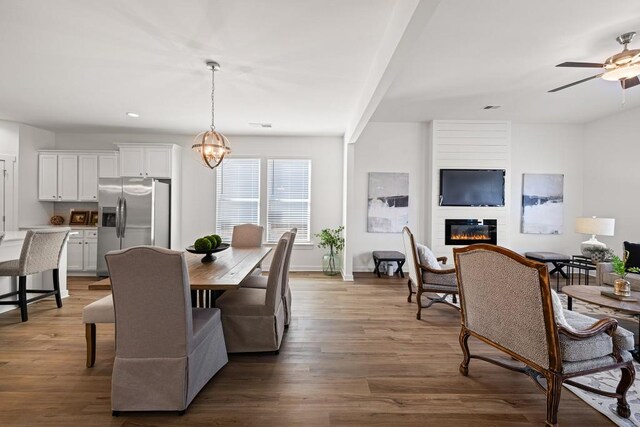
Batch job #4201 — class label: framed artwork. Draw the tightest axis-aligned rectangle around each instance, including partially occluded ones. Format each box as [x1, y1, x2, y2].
[367, 172, 409, 233]
[69, 210, 89, 226]
[521, 174, 564, 234]
[89, 211, 98, 226]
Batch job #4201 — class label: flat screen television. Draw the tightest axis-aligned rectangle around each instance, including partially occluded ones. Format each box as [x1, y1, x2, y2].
[439, 169, 505, 207]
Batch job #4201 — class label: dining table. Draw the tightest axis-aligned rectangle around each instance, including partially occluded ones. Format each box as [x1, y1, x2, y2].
[90, 245, 272, 307]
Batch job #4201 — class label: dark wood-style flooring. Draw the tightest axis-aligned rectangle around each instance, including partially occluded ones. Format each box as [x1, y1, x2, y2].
[0, 273, 613, 426]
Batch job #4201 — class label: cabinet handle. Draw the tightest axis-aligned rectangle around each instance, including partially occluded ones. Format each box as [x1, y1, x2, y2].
[52, 196, 56, 199]
[93, 196, 97, 199]
[139, 172, 143, 176]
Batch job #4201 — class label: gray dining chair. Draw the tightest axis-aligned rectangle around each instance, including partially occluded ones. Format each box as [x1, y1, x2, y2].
[241, 228, 297, 327]
[106, 246, 228, 414]
[216, 232, 290, 353]
[0, 229, 69, 321]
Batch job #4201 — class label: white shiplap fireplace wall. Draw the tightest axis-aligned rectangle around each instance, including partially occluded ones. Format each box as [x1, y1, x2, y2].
[427, 120, 511, 259]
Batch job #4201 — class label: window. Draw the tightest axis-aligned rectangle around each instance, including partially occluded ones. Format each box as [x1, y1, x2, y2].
[215, 158, 260, 242]
[267, 159, 311, 243]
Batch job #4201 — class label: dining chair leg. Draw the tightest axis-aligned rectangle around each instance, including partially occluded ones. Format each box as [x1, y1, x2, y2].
[18, 276, 28, 322]
[86, 323, 96, 368]
[52, 268, 62, 308]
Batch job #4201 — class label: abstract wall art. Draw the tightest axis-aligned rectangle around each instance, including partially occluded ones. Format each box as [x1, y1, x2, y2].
[521, 173, 564, 234]
[367, 172, 409, 233]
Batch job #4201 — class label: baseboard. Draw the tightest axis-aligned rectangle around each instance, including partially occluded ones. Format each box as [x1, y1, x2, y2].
[341, 272, 354, 281]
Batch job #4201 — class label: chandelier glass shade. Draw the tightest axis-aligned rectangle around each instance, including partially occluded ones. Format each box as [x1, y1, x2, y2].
[192, 61, 230, 169]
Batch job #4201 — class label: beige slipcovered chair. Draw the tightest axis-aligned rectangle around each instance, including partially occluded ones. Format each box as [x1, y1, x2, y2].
[105, 246, 228, 415]
[402, 226, 458, 320]
[454, 244, 635, 427]
[231, 223, 264, 275]
[241, 228, 296, 327]
[0, 229, 69, 321]
[82, 294, 114, 367]
[216, 232, 290, 353]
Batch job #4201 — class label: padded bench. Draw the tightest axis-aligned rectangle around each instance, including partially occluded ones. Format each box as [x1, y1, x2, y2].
[82, 294, 114, 368]
[372, 251, 405, 278]
[524, 252, 571, 278]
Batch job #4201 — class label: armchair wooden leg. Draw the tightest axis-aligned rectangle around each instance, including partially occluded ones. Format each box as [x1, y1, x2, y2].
[616, 363, 635, 418]
[18, 276, 28, 322]
[86, 323, 96, 368]
[407, 280, 412, 303]
[459, 328, 470, 376]
[545, 374, 562, 427]
[52, 268, 62, 308]
[416, 290, 422, 320]
[452, 294, 457, 304]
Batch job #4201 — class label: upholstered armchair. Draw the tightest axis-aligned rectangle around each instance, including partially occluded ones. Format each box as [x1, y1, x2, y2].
[453, 244, 635, 427]
[402, 227, 458, 320]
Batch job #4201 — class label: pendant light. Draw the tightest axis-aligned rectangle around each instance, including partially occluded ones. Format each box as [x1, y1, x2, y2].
[192, 61, 231, 169]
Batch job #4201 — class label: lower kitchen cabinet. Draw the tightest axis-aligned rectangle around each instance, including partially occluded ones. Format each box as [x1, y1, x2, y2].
[67, 229, 97, 273]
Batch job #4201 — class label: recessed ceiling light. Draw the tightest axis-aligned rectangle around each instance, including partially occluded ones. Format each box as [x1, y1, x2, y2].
[126, 112, 140, 118]
[249, 122, 272, 128]
[482, 105, 501, 110]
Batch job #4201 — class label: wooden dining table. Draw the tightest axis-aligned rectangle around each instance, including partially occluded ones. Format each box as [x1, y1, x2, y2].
[90, 246, 272, 306]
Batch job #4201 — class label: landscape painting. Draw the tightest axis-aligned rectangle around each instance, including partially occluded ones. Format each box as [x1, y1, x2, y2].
[367, 172, 409, 233]
[521, 173, 564, 234]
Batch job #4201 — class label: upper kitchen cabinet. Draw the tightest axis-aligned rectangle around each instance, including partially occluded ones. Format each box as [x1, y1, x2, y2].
[38, 150, 119, 202]
[117, 144, 172, 178]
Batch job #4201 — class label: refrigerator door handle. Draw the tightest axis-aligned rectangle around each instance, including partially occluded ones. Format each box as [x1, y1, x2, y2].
[115, 196, 122, 238]
[121, 197, 128, 238]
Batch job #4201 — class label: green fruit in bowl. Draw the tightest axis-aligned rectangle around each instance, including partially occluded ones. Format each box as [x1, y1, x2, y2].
[194, 237, 212, 252]
[205, 235, 217, 248]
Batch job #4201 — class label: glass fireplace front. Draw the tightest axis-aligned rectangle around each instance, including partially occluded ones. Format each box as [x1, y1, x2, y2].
[445, 219, 497, 245]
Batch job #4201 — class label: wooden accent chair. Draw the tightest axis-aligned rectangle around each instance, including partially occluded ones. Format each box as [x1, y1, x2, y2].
[0, 229, 68, 321]
[402, 226, 458, 320]
[453, 244, 635, 427]
[106, 246, 228, 414]
[216, 232, 290, 353]
[241, 228, 296, 327]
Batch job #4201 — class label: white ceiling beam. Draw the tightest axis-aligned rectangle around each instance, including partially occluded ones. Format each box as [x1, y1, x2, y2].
[343, 0, 441, 144]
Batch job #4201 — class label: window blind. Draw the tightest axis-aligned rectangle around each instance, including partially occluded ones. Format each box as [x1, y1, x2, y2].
[267, 158, 311, 243]
[215, 158, 261, 242]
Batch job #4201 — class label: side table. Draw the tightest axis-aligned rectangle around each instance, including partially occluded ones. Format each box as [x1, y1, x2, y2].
[372, 251, 405, 278]
[555, 259, 596, 292]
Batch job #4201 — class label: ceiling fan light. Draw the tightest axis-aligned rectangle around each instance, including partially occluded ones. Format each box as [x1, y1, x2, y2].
[602, 63, 640, 81]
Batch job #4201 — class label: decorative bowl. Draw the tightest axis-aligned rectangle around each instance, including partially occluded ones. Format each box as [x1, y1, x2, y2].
[185, 243, 229, 263]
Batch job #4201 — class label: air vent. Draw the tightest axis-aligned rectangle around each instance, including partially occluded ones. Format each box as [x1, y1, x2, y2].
[249, 122, 272, 128]
[482, 105, 501, 110]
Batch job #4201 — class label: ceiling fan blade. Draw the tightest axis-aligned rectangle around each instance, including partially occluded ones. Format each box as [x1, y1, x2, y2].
[621, 76, 640, 89]
[556, 61, 604, 68]
[548, 73, 604, 93]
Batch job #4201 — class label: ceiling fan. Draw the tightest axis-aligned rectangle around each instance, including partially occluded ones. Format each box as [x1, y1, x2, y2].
[549, 32, 640, 92]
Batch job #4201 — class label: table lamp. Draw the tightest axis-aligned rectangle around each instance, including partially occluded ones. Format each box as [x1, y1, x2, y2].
[575, 216, 615, 256]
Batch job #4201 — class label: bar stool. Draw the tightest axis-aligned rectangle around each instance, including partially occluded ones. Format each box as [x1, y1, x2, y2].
[0, 229, 69, 321]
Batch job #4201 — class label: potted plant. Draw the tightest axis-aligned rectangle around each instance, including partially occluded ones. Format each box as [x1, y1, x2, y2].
[315, 226, 344, 276]
[611, 251, 640, 297]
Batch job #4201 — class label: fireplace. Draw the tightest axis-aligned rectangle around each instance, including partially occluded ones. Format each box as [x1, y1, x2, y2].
[445, 219, 497, 246]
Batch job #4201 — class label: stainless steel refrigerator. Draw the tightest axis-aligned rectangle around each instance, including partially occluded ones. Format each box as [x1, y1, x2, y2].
[96, 178, 171, 276]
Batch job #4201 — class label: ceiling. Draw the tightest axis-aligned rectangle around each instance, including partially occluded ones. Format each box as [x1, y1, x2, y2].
[0, 0, 397, 135]
[372, 0, 640, 124]
[2, 1, 640, 137]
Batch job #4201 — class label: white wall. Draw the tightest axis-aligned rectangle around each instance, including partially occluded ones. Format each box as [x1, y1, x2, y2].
[351, 122, 427, 271]
[54, 132, 343, 270]
[510, 123, 585, 255]
[583, 106, 640, 253]
[18, 124, 56, 227]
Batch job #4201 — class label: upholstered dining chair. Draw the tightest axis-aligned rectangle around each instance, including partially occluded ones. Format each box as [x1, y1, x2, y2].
[453, 244, 635, 427]
[241, 228, 296, 327]
[216, 232, 290, 353]
[231, 223, 264, 275]
[402, 226, 458, 320]
[105, 246, 228, 415]
[0, 229, 69, 321]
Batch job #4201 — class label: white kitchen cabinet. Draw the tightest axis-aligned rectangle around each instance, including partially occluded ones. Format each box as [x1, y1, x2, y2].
[98, 154, 119, 178]
[38, 154, 58, 201]
[78, 155, 98, 201]
[119, 145, 172, 178]
[83, 239, 97, 271]
[57, 155, 78, 201]
[67, 238, 85, 271]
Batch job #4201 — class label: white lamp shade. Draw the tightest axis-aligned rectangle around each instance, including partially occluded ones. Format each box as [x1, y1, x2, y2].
[575, 217, 615, 236]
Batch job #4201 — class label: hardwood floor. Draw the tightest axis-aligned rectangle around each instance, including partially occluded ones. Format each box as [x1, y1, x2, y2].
[0, 273, 612, 426]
